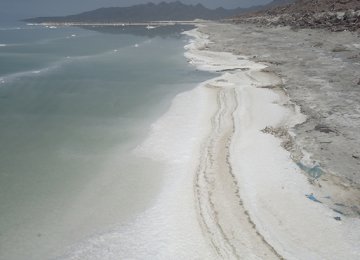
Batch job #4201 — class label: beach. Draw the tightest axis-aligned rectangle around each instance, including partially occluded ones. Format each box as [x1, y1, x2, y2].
[181, 22, 360, 259]
[1, 20, 360, 259]
[56, 22, 360, 259]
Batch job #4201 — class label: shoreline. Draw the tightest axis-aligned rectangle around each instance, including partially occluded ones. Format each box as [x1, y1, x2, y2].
[199, 22, 360, 213]
[183, 28, 287, 258]
[24, 21, 205, 27]
[182, 24, 360, 258]
[53, 22, 360, 259]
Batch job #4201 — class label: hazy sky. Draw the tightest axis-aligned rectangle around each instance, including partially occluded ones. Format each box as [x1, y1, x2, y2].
[0, 0, 273, 21]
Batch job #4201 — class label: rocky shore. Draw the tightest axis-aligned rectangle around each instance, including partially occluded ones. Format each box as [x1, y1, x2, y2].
[232, 0, 360, 32]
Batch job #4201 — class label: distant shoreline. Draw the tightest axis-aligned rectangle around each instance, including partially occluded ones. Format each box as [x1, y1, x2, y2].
[25, 20, 206, 27]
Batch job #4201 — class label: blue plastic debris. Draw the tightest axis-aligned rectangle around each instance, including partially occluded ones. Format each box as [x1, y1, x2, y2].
[305, 193, 322, 203]
[297, 163, 324, 179]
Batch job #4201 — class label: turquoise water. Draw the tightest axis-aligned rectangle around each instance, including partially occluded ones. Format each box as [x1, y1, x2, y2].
[0, 24, 211, 259]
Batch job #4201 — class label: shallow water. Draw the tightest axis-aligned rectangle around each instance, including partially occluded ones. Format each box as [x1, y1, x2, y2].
[0, 24, 212, 259]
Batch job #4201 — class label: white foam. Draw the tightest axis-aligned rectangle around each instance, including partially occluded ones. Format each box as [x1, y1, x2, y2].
[0, 44, 7, 47]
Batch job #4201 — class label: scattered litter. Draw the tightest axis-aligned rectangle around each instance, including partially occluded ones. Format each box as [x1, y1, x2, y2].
[305, 193, 322, 203]
[297, 163, 324, 179]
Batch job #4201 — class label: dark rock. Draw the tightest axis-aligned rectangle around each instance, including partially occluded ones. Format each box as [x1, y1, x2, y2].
[314, 124, 336, 134]
[332, 45, 349, 52]
[333, 209, 345, 215]
[335, 203, 346, 207]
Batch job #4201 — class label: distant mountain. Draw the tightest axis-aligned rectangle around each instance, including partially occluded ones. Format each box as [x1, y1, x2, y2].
[24, 1, 243, 23]
[265, 0, 295, 8]
[235, 0, 295, 14]
[24, 1, 294, 24]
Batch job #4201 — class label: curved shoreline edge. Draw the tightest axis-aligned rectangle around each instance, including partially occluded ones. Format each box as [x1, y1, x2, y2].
[183, 25, 360, 259]
[56, 23, 360, 259]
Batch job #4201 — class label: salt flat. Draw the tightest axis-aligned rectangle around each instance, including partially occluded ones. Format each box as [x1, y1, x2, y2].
[200, 22, 360, 218]
[181, 23, 360, 259]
